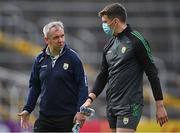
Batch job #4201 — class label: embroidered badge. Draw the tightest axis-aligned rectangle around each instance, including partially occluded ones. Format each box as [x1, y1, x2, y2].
[63, 63, 69, 70]
[123, 117, 129, 125]
[121, 46, 127, 53]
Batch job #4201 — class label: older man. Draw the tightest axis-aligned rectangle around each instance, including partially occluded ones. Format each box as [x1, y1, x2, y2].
[18, 21, 88, 132]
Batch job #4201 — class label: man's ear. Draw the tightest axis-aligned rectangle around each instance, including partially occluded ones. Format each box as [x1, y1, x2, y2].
[44, 37, 48, 44]
[114, 18, 120, 23]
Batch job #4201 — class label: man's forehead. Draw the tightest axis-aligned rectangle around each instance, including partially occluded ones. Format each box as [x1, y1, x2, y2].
[47, 26, 64, 37]
[49, 26, 64, 32]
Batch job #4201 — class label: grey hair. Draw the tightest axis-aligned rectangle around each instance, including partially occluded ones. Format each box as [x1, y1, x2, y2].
[43, 21, 64, 37]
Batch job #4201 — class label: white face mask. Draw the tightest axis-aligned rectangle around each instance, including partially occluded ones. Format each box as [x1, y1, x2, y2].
[102, 23, 114, 36]
[102, 19, 116, 36]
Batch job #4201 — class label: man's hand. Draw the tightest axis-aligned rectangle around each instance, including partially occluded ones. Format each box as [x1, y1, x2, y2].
[156, 100, 168, 127]
[73, 112, 86, 128]
[17, 110, 30, 129]
[83, 99, 92, 107]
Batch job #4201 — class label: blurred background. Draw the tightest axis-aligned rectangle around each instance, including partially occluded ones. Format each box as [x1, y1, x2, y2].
[0, 0, 180, 132]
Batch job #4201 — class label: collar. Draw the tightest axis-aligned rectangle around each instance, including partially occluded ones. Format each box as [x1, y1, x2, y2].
[46, 46, 64, 59]
[42, 44, 67, 58]
[116, 24, 132, 37]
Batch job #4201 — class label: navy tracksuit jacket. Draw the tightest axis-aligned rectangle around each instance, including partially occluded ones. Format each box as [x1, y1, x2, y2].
[23, 44, 88, 116]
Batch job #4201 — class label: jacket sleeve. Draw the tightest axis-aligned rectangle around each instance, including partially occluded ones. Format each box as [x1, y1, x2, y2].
[91, 51, 109, 97]
[23, 57, 41, 113]
[74, 57, 88, 111]
[133, 33, 163, 100]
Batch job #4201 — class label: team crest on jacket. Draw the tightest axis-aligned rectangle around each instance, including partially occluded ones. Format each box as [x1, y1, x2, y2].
[123, 117, 129, 125]
[121, 46, 127, 53]
[63, 63, 69, 70]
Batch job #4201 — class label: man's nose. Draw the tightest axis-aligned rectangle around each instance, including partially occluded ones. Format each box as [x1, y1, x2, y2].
[58, 37, 63, 42]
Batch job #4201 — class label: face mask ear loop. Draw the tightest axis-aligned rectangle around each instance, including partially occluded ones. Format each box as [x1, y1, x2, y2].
[109, 18, 117, 36]
[111, 21, 117, 36]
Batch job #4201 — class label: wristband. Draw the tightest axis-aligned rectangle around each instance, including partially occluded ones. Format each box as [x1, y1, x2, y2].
[87, 96, 93, 102]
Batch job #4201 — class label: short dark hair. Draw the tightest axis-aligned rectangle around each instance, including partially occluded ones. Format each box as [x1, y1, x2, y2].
[98, 3, 127, 22]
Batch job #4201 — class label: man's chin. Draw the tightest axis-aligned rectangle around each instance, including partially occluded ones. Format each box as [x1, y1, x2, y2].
[55, 44, 62, 47]
[59, 44, 64, 48]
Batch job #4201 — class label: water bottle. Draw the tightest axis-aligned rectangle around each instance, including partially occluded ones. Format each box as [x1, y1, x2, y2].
[72, 121, 80, 133]
[72, 106, 95, 133]
[80, 106, 95, 117]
